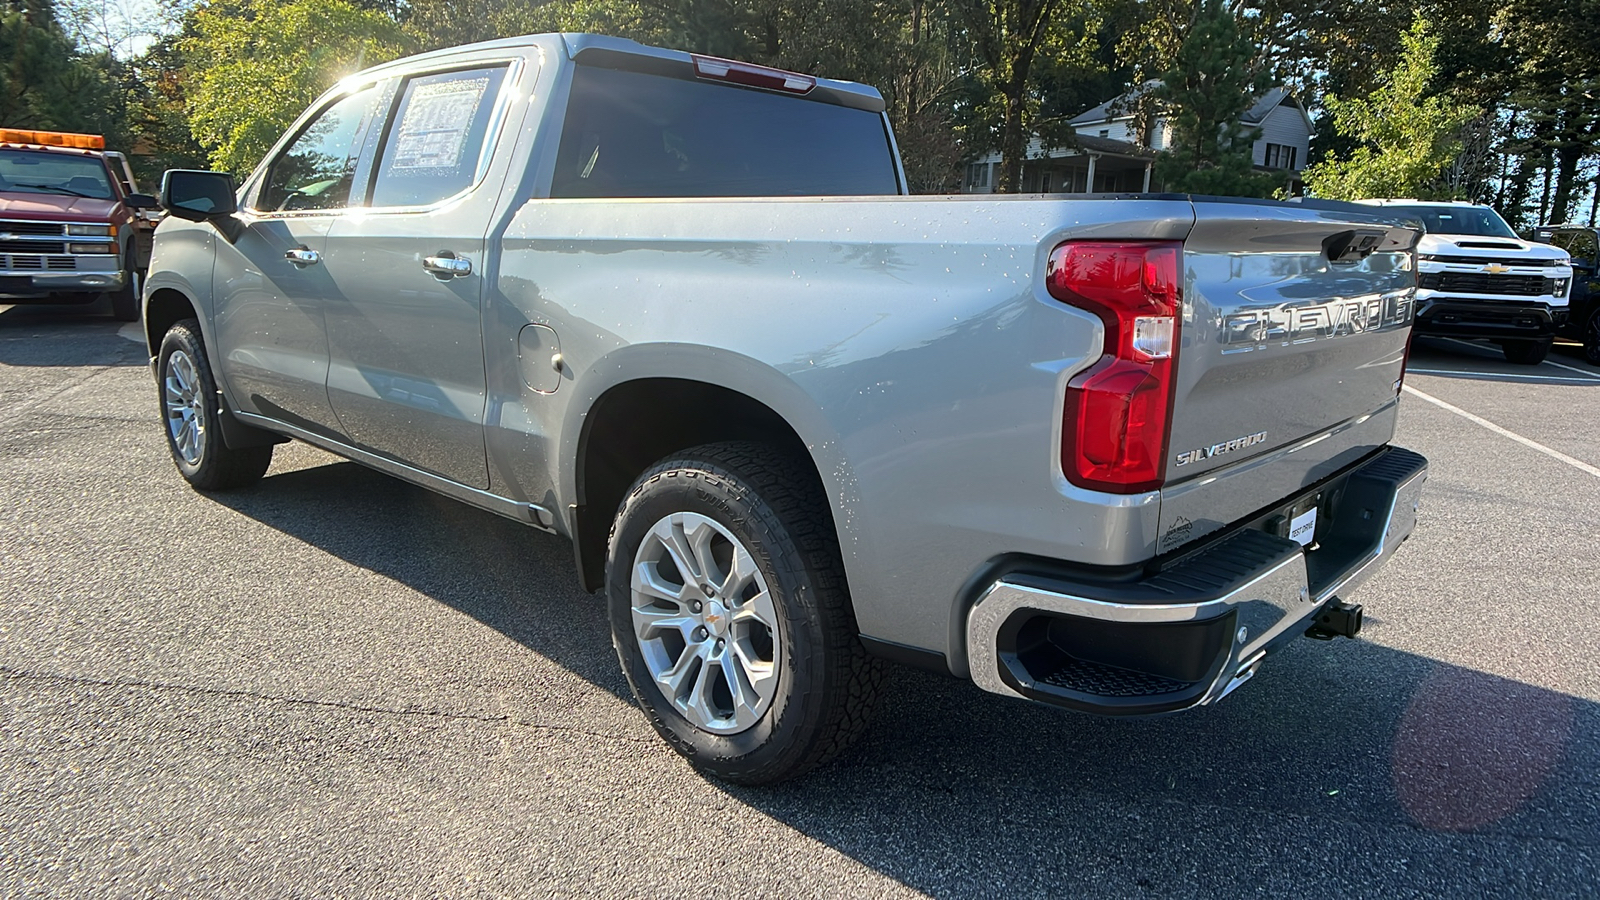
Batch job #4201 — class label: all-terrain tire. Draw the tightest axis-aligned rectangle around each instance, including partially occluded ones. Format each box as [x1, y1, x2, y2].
[156, 319, 273, 490]
[606, 441, 883, 785]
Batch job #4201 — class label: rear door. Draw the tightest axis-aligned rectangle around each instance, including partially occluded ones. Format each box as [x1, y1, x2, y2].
[320, 58, 526, 488]
[1157, 200, 1420, 548]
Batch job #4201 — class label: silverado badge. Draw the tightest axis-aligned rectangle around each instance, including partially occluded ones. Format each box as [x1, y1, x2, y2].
[1174, 431, 1269, 467]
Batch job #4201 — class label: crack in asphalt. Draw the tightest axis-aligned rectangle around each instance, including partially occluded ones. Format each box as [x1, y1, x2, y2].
[0, 665, 656, 747]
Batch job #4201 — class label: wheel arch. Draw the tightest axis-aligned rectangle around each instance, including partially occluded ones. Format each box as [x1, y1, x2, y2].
[565, 364, 850, 596]
[144, 287, 201, 359]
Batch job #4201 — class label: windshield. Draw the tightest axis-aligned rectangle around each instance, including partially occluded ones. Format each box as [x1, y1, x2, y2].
[1385, 205, 1518, 239]
[0, 149, 115, 200]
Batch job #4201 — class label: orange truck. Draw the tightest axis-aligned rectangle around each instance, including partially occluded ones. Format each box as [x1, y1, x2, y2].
[0, 129, 159, 321]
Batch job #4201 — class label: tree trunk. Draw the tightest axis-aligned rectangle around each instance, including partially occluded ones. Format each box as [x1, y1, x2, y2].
[1550, 142, 1584, 224]
[997, 70, 1030, 193]
[1590, 164, 1600, 227]
[1538, 149, 1553, 225]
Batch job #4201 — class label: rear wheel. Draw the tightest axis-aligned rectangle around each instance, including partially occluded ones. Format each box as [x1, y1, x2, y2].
[157, 319, 273, 490]
[1502, 338, 1552, 365]
[607, 442, 882, 785]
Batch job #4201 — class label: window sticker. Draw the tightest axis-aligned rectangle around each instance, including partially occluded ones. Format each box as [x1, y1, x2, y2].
[388, 77, 490, 173]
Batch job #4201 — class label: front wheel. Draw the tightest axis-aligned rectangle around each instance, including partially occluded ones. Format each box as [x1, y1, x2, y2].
[157, 319, 273, 490]
[1502, 338, 1552, 365]
[607, 442, 882, 785]
[108, 245, 139, 322]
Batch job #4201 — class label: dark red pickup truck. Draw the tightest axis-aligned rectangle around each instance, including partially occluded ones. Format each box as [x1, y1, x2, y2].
[0, 129, 157, 321]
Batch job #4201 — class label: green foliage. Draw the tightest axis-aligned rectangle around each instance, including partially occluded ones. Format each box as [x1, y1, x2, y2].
[1149, 0, 1278, 197]
[1, 0, 123, 136]
[1301, 17, 1478, 201]
[948, 0, 1101, 192]
[123, 31, 209, 184]
[13, 0, 1590, 218]
[182, 0, 411, 175]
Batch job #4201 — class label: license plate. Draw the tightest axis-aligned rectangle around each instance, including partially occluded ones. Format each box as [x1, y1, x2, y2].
[1288, 506, 1318, 547]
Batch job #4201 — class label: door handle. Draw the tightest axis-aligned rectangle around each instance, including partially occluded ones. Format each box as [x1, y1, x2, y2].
[422, 253, 472, 278]
[284, 247, 321, 267]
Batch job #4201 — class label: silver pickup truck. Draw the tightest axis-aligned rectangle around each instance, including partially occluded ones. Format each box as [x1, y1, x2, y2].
[142, 34, 1427, 784]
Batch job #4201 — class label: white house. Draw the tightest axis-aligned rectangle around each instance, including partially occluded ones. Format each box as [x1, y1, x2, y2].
[963, 85, 1315, 194]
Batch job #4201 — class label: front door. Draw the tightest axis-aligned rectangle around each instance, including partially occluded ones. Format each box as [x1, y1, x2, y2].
[213, 83, 389, 437]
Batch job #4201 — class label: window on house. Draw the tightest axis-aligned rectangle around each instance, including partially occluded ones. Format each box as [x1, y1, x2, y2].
[967, 162, 991, 189]
[1098, 129, 1109, 139]
[1265, 143, 1298, 170]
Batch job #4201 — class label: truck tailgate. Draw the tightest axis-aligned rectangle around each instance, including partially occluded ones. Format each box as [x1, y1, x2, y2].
[1157, 200, 1419, 552]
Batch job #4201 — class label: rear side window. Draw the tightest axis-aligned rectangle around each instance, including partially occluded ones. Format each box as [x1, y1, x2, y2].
[369, 66, 509, 208]
[550, 65, 899, 198]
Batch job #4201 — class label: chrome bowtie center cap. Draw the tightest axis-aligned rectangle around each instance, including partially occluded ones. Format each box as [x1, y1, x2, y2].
[702, 599, 730, 638]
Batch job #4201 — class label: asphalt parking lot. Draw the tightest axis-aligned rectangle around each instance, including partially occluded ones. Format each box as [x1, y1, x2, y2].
[1, 302, 1597, 898]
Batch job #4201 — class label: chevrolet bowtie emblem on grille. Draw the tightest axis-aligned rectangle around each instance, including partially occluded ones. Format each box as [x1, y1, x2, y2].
[1482, 263, 1512, 274]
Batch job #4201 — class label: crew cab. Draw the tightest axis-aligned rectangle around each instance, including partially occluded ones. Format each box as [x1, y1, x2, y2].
[0, 129, 158, 321]
[141, 34, 1428, 783]
[1356, 199, 1572, 364]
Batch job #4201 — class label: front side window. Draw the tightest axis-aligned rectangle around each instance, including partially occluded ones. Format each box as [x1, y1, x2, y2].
[257, 85, 385, 213]
[368, 66, 509, 208]
[0, 150, 114, 199]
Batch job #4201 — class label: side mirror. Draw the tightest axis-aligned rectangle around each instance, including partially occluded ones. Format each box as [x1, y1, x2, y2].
[160, 169, 238, 222]
[123, 193, 158, 210]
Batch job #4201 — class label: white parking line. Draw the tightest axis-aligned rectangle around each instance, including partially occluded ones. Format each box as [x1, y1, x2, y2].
[1541, 357, 1600, 379]
[1403, 385, 1600, 479]
[1433, 336, 1600, 380]
[1405, 368, 1599, 384]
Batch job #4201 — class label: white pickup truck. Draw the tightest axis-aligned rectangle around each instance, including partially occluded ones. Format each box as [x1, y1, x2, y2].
[1356, 199, 1573, 364]
[141, 34, 1428, 783]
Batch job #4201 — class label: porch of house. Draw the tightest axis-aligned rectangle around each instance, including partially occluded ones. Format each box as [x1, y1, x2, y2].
[1018, 152, 1155, 193]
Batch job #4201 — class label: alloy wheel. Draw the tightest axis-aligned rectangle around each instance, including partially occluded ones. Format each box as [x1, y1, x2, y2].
[630, 512, 781, 734]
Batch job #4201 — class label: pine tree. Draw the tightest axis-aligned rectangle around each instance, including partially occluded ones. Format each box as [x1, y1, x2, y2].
[1149, 0, 1277, 198]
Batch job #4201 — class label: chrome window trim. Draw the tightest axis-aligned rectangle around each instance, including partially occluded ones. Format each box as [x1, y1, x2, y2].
[241, 57, 527, 221]
[241, 78, 392, 219]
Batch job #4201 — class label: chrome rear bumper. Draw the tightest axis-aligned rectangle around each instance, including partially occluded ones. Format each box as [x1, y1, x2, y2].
[965, 446, 1427, 714]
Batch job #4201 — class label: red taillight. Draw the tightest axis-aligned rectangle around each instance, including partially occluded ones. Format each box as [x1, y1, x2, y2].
[691, 54, 817, 94]
[1047, 241, 1183, 493]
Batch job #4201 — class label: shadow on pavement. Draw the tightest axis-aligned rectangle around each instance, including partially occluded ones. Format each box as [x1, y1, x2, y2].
[1407, 336, 1600, 386]
[215, 457, 1599, 896]
[0, 303, 146, 367]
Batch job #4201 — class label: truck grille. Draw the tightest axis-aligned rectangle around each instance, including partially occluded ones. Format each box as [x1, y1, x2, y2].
[8, 255, 43, 270]
[0, 240, 65, 254]
[1419, 272, 1553, 296]
[0, 220, 65, 236]
[46, 256, 76, 270]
